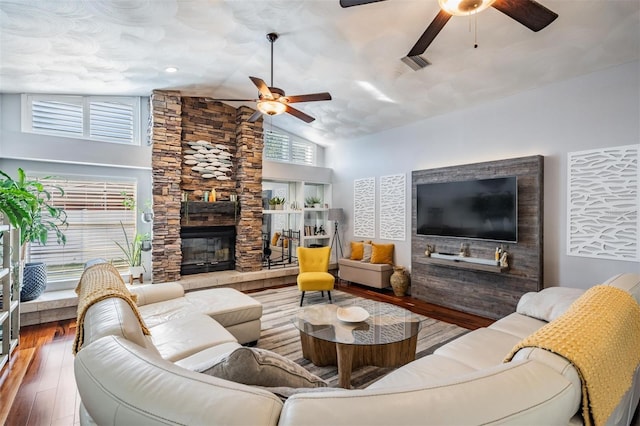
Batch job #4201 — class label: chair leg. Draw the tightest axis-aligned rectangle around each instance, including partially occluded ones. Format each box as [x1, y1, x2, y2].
[321, 291, 325, 297]
[300, 291, 305, 307]
[328, 291, 332, 304]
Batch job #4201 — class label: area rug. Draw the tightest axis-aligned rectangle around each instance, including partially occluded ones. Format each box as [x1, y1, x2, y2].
[251, 286, 469, 389]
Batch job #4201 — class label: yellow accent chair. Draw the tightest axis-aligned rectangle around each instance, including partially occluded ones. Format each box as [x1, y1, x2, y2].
[296, 246, 335, 306]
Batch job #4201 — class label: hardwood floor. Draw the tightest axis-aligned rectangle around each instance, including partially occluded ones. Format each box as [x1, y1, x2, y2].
[1, 282, 637, 425]
[1, 320, 79, 426]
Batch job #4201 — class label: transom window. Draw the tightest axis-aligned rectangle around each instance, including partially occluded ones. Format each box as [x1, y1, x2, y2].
[264, 130, 316, 165]
[21, 94, 141, 145]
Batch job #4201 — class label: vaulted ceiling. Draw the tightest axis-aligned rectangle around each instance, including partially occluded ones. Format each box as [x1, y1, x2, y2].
[1, 0, 638, 145]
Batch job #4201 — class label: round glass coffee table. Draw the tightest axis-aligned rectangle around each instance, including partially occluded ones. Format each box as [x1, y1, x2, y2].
[292, 300, 421, 388]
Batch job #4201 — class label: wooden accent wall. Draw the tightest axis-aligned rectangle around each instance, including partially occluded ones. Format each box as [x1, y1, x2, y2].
[411, 156, 544, 320]
[151, 90, 183, 283]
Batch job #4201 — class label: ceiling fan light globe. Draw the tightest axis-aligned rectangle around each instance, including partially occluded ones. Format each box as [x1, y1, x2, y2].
[257, 100, 287, 116]
[438, 0, 496, 15]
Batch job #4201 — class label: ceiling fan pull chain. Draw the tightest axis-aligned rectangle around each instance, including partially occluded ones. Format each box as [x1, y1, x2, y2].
[474, 13, 478, 48]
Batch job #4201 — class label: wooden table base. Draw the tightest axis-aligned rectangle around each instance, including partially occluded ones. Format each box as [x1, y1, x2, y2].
[299, 332, 418, 388]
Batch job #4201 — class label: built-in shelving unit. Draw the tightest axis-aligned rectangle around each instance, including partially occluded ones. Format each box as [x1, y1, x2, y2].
[262, 181, 333, 254]
[1, 219, 21, 371]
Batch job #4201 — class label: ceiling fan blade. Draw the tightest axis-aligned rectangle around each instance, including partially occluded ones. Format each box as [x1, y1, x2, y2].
[406, 9, 452, 58]
[286, 92, 332, 103]
[285, 105, 315, 123]
[249, 76, 274, 99]
[248, 110, 263, 123]
[340, 0, 386, 7]
[205, 98, 257, 102]
[491, 0, 558, 32]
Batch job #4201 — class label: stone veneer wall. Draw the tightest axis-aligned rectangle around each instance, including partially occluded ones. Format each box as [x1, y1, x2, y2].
[151, 90, 183, 283]
[151, 91, 264, 280]
[234, 106, 264, 272]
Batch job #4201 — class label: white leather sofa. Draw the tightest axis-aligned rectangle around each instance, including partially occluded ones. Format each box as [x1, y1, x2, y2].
[74, 273, 640, 426]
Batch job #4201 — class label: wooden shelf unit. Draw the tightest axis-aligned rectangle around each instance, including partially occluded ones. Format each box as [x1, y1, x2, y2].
[1, 220, 21, 371]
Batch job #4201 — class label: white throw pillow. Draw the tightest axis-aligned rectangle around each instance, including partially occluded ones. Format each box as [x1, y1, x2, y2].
[516, 287, 586, 322]
[361, 243, 372, 262]
[200, 347, 327, 388]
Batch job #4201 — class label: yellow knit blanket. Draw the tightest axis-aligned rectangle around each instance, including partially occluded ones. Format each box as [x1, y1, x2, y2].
[72, 262, 150, 355]
[504, 285, 640, 426]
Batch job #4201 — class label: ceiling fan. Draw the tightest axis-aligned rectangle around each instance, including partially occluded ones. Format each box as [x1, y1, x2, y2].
[340, 0, 558, 69]
[207, 32, 332, 123]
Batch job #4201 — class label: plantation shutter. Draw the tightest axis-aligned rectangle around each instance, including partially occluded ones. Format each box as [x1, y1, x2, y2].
[28, 179, 137, 281]
[264, 131, 290, 162]
[264, 130, 315, 165]
[23, 95, 140, 145]
[89, 101, 135, 144]
[31, 99, 83, 137]
[291, 139, 314, 164]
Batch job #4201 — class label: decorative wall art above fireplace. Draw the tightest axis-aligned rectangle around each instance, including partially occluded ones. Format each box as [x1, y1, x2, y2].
[183, 140, 233, 180]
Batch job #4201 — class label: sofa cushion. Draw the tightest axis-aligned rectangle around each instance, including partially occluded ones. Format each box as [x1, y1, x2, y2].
[370, 242, 394, 264]
[434, 328, 522, 370]
[150, 314, 237, 362]
[367, 354, 476, 390]
[338, 258, 393, 272]
[517, 287, 585, 322]
[184, 287, 263, 329]
[201, 347, 328, 388]
[488, 312, 547, 339]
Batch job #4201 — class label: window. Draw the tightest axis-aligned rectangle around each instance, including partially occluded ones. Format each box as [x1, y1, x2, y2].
[28, 177, 138, 283]
[264, 130, 316, 165]
[22, 94, 141, 145]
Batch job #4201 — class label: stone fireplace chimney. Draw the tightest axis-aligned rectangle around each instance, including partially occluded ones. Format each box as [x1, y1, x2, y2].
[150, 90, 264, 282]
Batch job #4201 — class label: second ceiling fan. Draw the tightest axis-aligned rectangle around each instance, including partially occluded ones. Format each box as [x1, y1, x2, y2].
[341, 0, 558, 68]
[207, 33, 332, 123]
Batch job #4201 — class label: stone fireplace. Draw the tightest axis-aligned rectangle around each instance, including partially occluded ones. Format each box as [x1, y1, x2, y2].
[150, 90, 264, 283]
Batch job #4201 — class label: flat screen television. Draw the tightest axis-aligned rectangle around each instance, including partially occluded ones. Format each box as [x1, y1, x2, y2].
[416, 176, 518, 242]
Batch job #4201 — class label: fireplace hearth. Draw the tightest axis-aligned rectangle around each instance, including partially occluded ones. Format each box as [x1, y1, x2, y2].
[181, 226, 236, 275]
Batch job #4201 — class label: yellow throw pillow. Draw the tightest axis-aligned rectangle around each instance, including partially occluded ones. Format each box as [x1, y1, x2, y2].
[371, 243, 394, 264]
[350, 241, 364, 260]
[271, 232, 281, 246]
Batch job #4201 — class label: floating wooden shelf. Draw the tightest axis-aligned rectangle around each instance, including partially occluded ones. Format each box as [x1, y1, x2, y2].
[181, 201, 237, 215]
[418, 256, 509, 273]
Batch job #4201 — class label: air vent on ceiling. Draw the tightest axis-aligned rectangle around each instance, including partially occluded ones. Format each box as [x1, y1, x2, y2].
[401, 55, 431, 71]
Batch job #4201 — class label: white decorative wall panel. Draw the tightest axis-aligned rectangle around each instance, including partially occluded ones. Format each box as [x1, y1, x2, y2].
[567, 144, 639, 261]
[354, 177, 375, 238]
[379, 174, 406, 241]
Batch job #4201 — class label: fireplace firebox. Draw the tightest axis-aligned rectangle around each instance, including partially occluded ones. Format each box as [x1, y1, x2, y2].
[181, 226, 235, 275]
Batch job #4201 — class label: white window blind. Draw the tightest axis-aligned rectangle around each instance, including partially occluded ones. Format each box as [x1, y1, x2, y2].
[22, 94, 141, 145]
[28, 178, 137, 282]
[264, 130, 316, 165]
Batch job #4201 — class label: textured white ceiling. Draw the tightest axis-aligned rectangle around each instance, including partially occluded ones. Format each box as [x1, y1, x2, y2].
[1, 0, 638, 145]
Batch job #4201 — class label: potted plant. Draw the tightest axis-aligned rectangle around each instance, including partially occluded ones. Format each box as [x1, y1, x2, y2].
[305, 196, 322, 208]
[116, 193, 151, 282]
[0, 168, 67, 301]
[115, 222, 145, 279]
[269, 196, 285, 210]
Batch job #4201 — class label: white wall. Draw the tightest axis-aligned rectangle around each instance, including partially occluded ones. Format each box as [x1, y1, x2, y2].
[327, 61, 640, 289]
